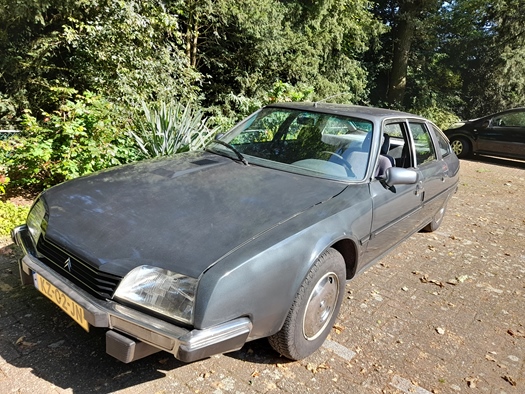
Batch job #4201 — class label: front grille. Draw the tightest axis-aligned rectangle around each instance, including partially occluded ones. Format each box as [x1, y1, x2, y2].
[36, 236, 122, 299]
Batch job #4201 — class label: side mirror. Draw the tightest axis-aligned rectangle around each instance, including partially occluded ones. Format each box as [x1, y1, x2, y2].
[383, 167, 418, 187]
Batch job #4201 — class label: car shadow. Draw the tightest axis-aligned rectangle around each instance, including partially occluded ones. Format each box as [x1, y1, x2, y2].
[465, 154, 525, 169]
[0, 241, 286, 393]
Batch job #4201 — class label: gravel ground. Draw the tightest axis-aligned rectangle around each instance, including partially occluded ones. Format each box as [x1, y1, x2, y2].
[0, 156, 524, 394]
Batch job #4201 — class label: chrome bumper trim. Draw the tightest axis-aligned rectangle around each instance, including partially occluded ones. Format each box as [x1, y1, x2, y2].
[12, 225, 252, 363]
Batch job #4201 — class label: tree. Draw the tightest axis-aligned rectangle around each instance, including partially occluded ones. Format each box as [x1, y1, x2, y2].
[176, 0, 384, 119]
[368, 0, 442, 108]
[439, 0, 525, 118]
[0, 0, 201, 127]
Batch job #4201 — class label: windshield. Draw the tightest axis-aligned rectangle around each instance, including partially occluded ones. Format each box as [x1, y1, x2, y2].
[210, 107, 374, 180]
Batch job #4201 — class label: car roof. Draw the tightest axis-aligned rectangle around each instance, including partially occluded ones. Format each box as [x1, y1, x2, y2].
[267, 102, 427, 122]
[468, 107, 525, 122]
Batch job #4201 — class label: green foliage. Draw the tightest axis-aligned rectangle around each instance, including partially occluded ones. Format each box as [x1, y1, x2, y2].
[0, 0, 201, 127]
[5, 91, 139, 190]
[0, 140, 10, 194]
[412, 106, 461, 130]
[131, 100, 218, 158]
[186, 0, 384, 111]
[209, 81, 316, 130]
[0, 201, 29, 236]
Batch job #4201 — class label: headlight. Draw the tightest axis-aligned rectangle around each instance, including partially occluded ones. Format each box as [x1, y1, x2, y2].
[27, 199, 47, 246]
[113, 266, 197, 325]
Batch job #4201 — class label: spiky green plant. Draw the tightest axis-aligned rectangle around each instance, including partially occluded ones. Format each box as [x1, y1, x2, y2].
[132, 101, 218, 158]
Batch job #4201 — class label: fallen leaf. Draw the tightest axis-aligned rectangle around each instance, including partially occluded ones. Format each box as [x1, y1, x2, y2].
[457, 275, 469, 283]
[333, 323, 345, 334]
[466, 377, 478, 388]
[507, 329, 525, 338]
[485, 354, 497, 362]
[251, 370, 260, 378]
[420, 275, 445, 287]
[502, 375, 517, 386]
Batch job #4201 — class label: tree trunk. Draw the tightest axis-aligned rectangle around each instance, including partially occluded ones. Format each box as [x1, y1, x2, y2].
[388, 15, 415, 106]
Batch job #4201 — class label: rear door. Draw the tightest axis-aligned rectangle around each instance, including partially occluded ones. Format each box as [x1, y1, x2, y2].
[409, 121, 451, 225]
[477, 109, 525, 158]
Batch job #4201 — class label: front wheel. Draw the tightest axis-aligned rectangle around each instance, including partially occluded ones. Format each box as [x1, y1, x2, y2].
[268, 248, 346, 360]
[450, 137, 471, 158]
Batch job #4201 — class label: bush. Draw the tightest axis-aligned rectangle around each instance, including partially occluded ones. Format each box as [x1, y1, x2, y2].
[131, 100, 218, 158]
[412, 106, 461, 130]
[0, 201, 29, 236]
[5, 91, 140, 191]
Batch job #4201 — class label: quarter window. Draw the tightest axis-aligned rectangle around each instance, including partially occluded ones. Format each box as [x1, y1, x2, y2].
[409, 122, 436, 166]
[431, 125, 452, 158]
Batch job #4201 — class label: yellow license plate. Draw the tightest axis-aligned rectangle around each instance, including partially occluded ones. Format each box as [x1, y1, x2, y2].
[33, 272, 90, 332]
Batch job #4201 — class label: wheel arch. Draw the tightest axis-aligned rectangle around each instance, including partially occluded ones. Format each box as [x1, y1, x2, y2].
[331, 238, 358, 280]
[448, 132, 475, 147]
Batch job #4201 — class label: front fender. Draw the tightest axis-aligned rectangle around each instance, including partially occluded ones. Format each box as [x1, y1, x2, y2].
[193, 186, 372, 339]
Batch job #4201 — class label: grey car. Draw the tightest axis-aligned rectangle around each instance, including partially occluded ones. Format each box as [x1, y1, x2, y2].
[12, 103, 459, 363]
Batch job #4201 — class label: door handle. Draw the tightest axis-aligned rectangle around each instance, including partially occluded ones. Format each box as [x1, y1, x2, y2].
[415, 182, 424, 196]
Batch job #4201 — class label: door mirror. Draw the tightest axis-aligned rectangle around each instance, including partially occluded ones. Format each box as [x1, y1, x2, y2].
[383, 167, 418, 187]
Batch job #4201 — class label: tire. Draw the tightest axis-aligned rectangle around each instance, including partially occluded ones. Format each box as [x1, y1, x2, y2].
[450, 137, 471, 158]
[268, 248, 346, 360]
[422, 201, 448, 232]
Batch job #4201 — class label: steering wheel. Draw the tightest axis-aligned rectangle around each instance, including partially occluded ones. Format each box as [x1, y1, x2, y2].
[321, 151, 355, 177]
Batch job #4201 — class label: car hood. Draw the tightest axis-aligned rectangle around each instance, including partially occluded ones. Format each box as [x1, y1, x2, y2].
[42, 152, 347, 278]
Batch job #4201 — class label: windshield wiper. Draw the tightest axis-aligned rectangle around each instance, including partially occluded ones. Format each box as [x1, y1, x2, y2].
[209, 140, 249, 165]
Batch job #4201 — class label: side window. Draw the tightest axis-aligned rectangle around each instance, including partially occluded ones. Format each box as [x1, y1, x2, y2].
[431, 125, 452, 158]
[383, 122, 412, 168]
[491, 110, 525, 127]
[409, 122, 436, 166]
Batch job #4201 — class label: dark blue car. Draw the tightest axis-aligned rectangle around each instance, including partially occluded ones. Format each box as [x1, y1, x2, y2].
[444, 108, 525, 160]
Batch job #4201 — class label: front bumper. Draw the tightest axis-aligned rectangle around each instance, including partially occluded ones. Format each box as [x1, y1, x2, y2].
[12, 225, 252, 363]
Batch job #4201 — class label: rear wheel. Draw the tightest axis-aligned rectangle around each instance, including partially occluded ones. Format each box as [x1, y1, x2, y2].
[268, 248, 345, 360]
[450, 137, 470, 158]
[422, 201, 448, 232]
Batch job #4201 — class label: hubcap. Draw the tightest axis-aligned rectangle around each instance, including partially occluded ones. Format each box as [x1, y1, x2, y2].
[451, 140, 463, 156]
[303, 272, 340, 341]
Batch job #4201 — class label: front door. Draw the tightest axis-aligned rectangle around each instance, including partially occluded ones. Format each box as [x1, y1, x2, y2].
[364, 121, 423, 264]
